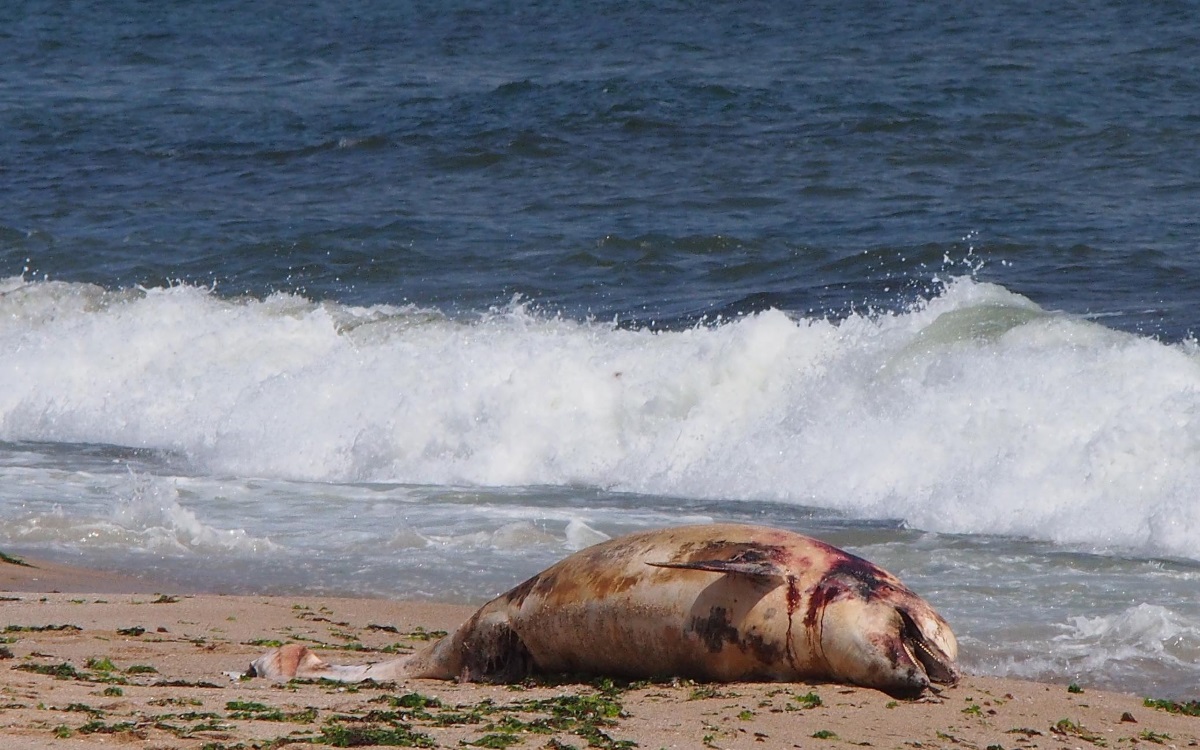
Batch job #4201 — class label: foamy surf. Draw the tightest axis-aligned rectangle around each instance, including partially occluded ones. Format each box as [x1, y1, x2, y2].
[1, 275, 1198, 560]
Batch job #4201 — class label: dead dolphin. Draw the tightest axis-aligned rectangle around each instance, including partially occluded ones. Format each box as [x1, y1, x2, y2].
[247, 523, 959, 697]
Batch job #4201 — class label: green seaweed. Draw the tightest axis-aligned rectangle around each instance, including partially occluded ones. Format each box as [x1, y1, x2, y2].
[1051, 718, 1107, 746]
[77, 719, 141, 735]
[63, 702, 103, 716]
[316, 722, 435, 747]
[1143, 698, 1200, 717]
[246, 638, 285, 647]
[15, 662, 84, 680]
[152, 678, 223, 688]
[0, 551, 32, 567]
[404, 626, 448, 641]
[467, 733, 522, 748]
[5, 623, 81, 633]
[86, 656, 117, 672]
[225, 699, 319, 724]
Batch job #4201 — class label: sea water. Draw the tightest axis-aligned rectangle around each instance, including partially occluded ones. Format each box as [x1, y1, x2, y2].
[2, 1, 1199, 698]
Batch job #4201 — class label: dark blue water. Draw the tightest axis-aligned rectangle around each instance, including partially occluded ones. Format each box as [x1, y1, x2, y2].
[3, 1, 1198, 334]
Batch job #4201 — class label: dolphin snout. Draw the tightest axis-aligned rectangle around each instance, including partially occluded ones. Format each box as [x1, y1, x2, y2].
[898, 608, 959, 688]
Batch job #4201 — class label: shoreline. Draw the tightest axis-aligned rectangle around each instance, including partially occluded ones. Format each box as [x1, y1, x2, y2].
[0, 550, 200, 596]
[3, 554, 1197, 749]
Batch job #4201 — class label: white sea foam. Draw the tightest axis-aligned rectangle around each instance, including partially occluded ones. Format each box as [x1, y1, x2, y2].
[1, 276, 1199, 560]
[0, 463, 276, 556]
[565, 518, 611, 550]
[969, 603, 1200, 694]
[108, 473, 279, 553]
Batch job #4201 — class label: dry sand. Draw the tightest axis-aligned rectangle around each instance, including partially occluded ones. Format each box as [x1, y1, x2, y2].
[2, 552, 1197, 750]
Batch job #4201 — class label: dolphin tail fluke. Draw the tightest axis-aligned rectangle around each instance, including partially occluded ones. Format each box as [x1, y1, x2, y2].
[246, 643, 412, 683]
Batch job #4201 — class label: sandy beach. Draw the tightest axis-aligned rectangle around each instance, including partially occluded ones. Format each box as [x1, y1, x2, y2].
[2, 553, 1196, 750]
